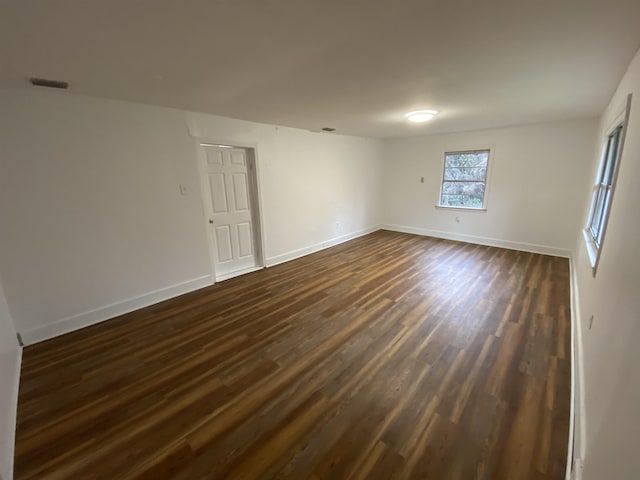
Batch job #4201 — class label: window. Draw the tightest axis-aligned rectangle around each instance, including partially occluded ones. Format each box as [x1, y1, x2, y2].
[438, 150, 489, 209]
[584, 121, 626, 272]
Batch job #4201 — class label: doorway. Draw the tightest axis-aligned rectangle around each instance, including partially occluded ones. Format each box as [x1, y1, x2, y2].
[198, 143, 264, 281]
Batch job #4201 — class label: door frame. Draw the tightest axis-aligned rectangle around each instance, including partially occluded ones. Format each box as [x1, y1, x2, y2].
[195, 138, 266, 282]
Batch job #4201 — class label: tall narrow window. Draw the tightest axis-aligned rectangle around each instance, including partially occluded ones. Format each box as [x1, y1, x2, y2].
[438, 150, 489, 209]
[587, 125, 623, 248]
[583, 92, 630, 275]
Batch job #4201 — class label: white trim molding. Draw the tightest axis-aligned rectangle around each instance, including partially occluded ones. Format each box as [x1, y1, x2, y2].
[568, 257, 587, 479]
[266, 225, 381, 267]
[215, 266, 264, 282]
[19, 275, 213, 345]
[3, 343, 21, 480]
[19, 224, 382, 345]
[382, 224, 571, 258]
[195, 138, 268, 280]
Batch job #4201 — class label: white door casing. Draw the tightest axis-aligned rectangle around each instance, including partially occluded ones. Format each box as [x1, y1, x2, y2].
[202, 145, 259, 279]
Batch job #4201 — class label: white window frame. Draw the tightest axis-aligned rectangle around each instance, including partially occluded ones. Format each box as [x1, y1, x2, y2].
[583, 93, 632, 276]
[437, 149, 491, 211]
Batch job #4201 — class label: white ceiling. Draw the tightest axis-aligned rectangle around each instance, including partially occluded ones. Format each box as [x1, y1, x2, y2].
[1, 0, 639, 138]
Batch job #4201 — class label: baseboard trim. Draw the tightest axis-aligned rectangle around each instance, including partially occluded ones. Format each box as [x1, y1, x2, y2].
[216, 266, 264, 282]
[20, 226, 382, 345]
[568, 257, 586, 478]
[19, 275, 213, 345]
[265, 225, 381, 267]
[566, 257, 577, 480]
[382, 224, 571, 258]
[3, 343, 21, 480]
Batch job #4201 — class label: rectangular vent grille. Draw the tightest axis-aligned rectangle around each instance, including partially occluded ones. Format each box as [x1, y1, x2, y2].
[29, 77, 69, 89]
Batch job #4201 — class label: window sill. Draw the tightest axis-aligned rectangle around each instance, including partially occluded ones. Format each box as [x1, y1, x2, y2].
[582, 228, 599, 276]
[435, 205, 486, 212]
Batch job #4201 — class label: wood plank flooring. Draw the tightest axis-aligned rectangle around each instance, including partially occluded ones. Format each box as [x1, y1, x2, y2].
[15, 230, 571, 479]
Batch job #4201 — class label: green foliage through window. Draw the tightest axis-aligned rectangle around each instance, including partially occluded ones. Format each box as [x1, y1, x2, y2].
[439, 150, 489, 208]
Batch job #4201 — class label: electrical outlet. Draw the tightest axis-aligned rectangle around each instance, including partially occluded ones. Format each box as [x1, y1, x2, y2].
[335, 222, 340, 230]
[455, 216, 461, 223]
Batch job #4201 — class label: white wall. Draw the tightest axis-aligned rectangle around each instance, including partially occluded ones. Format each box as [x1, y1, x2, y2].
[382, 120, 598, 255]
[572, 48, 640, 480]
[0, 88, 383, 344]
[0, 279, 21, 480]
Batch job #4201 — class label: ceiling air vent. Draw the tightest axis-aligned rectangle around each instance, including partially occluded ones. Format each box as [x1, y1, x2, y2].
[321, 127, 336, 132]
[29, 77, 69, 90]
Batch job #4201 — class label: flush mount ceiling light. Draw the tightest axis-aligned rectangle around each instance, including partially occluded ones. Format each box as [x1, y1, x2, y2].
[405, 110, 438, 123]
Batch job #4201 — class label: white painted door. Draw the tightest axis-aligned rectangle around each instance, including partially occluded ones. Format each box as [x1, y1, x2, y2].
[203, 146, 257, 279]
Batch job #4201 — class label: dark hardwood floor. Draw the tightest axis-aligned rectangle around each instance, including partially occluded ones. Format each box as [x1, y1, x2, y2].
[15, 230, 571, 479]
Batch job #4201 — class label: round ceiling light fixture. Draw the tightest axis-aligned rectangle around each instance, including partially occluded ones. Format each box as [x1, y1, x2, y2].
[405, 110, 438, 123]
